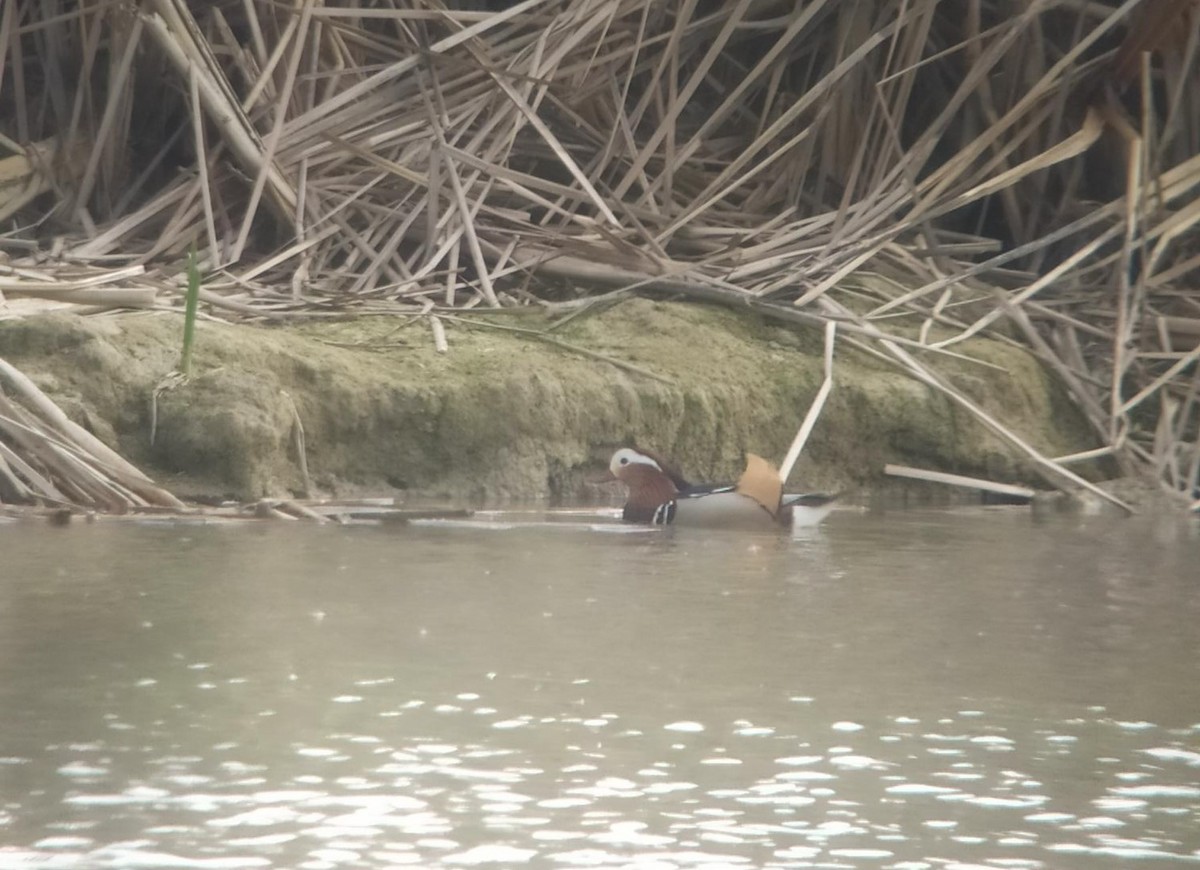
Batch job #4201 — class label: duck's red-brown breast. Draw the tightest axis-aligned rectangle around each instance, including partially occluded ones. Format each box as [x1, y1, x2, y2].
[616, 462, 679, 523]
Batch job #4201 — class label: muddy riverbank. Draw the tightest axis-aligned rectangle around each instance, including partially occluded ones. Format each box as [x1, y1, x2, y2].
[0, 299, 1099, 505]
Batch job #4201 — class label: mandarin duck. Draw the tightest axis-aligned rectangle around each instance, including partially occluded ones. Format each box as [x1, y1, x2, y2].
[608, 447, 837, 529]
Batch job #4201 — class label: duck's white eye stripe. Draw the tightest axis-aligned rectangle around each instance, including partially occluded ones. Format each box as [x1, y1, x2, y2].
[612, 448, 661, 472]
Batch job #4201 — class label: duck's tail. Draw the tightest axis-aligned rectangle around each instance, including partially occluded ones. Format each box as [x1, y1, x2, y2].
[781, 492, 840, 527]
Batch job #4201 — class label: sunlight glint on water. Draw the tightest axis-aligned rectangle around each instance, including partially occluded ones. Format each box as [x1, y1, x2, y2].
[0, 508, 1197, 868]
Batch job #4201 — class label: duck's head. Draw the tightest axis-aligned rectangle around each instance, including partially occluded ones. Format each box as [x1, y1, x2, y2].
[608, 447, 693, 487]
[607, 447, 683, 523]
[608, 447, 661, 479]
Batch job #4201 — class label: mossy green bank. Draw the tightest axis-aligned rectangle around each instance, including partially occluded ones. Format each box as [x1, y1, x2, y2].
[0, 299, 1098, 504]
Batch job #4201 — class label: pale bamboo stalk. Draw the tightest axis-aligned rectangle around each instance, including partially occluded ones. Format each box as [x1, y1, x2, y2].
[44, 439, 145, 511]
[1185, 409, 1200, 502]
[0, 438, 58, 501]
[935, 108, 1105, 216]
[1111, 102, 1143, 444]
[279, 0, 555, 134]
[190, 67, 220, 261]
[239, 0, 267, 65]
[422, 58, 499, 307]
[72, 13, 144, 214]
[1118, 343, 1200, 417]
[460, 53, 619, 226]
[235, 7, 297, 113]
[813, 292, 1133, 513]
[1051, 446, 1115, 466]
[917, 0, 1139, 210]
[0, 357, 184, 507]
[0, 1, 16, 126]
[0, 454, 34, 503]
[69, 182, 191, 259]
[932, 229, 1117, 349]
[880, 330, 1132, 512]
[280, 390, 311, 498]
[235, 224, 342, 283]
[444, 241, 461, 308]
[430, 315, 449, 352]
[593, 3, 652, 190]
[613, 0, 750, 202]
[0, 399, 129, 509]
[507, 245, 1005, 369]
[658, 0, 836, 197]
[2, 287, 158, 307]
[884, 464, 1037, 499]
[3, 0, 25, 143]
[657, 22, 898, 242]
[0, 264, 146, 290]
[1172, 367, 1200, 465]
[1148, 248, 1200, 288]
[1153, 395, 1181, 491]
[251, 499, 296, 520]
[275, 500, 328, 522]
[796, 107, 1109, 310]
[231, 0, 315, 263]
[348, 190, 425, 296]
[778, 321, 836, 483]
[1004, 303, 1110, 444]
[142, 186, 204, 262]
[142, 5, 297, 221]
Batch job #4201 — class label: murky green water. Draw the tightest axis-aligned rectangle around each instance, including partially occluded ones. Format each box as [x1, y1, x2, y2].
[0, 507, 1197, 868]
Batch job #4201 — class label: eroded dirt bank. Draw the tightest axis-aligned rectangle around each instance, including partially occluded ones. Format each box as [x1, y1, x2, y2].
[0, 299, 1099, 504]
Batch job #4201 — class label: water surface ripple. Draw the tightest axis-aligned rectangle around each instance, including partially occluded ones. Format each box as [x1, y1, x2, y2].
[1, 508, 1197, 868]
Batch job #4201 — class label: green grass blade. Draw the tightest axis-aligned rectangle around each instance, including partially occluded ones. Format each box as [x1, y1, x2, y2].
[180, 249, 201, 375]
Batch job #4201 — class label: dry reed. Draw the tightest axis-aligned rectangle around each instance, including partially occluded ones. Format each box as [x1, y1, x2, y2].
[0, 0, 1197, 511]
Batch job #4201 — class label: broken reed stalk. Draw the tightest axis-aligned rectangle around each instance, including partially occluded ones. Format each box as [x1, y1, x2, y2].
[883, 464, 1037, 500]
[281, 391, 311, 499]
[0, 264, 158, 309]
[778, 320, 836, 484]
[881, 334, 1135, 515]
[0, 357, 183, 510]
[815, 295, 1136, 513]
[429, 314, 449, 352]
